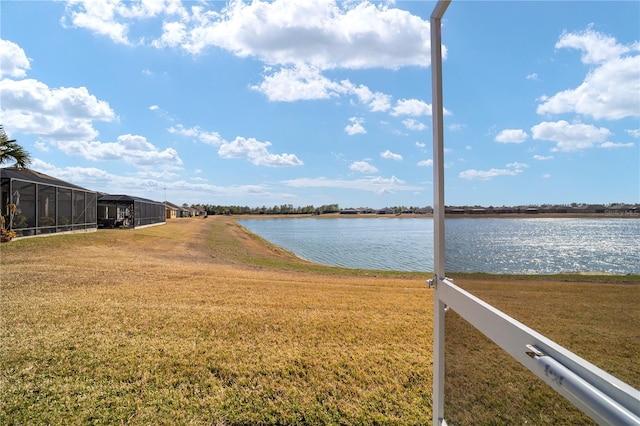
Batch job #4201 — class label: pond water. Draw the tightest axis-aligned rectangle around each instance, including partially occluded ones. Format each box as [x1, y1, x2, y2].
[237, 217, 640, 274]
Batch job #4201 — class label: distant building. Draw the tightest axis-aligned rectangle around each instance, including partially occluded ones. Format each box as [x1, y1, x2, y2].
[446, 208, 465, 214]
[570, 204, 606, 214]
[164, 201, 194, 218]
[470, 208, 487, 214]
[192, 205, 207, 216]
[340, 208, 359, 215]
[607, 204, 638, 216]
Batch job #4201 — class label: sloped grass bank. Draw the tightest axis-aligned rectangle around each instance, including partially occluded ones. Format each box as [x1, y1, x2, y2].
[1, 216, 637, 425]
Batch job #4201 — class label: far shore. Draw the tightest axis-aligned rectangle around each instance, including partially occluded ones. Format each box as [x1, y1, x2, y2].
[227, 212, 639, 219]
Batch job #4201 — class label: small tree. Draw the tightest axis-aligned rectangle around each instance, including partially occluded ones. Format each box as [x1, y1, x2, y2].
[0, 125, 31, 168]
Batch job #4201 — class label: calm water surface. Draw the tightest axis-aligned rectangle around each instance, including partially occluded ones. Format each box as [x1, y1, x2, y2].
[237, 217, 639, 275]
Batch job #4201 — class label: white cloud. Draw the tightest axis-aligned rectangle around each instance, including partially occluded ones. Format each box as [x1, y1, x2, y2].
[542, 174, 551, 179]
[533, 154, 554, 160]
[345, 82, 392, 112]
[31, 158, 124, 189]
[345, 117, 367, 135]
[537, 28, 640, 120]
[556, 27, 631, 64]
[282, 175, 418, 195]
[252, 64, 394, 112]
[168, 124, 224, 145]
[147, 0, 435, 69]
[626, 129, 640, 138]
[381, 150, 402, 161]
[60, 1, 438, 116]
[506, 162, 529, 170]
[495, 129, 528, 143]
[0, 78, 116, 142]
[415, 141, 426, 148]
[252, 64, 345, 102]
[136, 169, 179, 180]
[417, 159, 433, 167]
[169, 124, 300, 165]
[218, 136, 303, 167]
[30, 158, 274, 202]
[61, 1, 132, 45]
[117, 0, 187, 20]
[448, 123, 465, 132]
[599, 142, 634, 149]
[34, 141, 50, 152]
[0, 39, 30, 78]
[459, 162, 527, 180]
[391, 98, 451, 117]
[391, 98, 431, 117]
[403, 118, 426, 131]
[531, 120, 612, 152]
[50, 134, 182, 169]
[0, 79, 115, 121]
[349, 161, 378, 174]
[148, 104, 173, 121]
[61, 0, 188, 46]
[526, 73, 539, 81]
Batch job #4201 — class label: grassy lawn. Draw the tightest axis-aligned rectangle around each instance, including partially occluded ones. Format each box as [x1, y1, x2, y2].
[1, 216, 637, 425]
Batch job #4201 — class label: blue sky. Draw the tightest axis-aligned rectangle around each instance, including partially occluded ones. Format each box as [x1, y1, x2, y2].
[1, 1, 638, 209]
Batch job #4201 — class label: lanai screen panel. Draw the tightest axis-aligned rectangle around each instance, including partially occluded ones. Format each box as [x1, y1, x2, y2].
[86, 192, 97, 225]
[135, 199, 166, 227]
[58, 188, 73, 231]
[0, 167, 98, 237]
[97, 194, 165, 228]
[38, 184, 56, 234]
[73, 190, 86, 225]
[11, 180, 36, 231]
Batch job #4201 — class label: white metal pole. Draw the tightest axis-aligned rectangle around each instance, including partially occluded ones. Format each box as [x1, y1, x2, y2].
[431, 1, 450, 425]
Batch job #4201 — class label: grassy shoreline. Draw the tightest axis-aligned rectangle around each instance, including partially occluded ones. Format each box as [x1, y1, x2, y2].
[1, 216, 638, 425]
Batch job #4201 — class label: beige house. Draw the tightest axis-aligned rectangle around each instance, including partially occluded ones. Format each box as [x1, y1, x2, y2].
[165, 201, 194, 219]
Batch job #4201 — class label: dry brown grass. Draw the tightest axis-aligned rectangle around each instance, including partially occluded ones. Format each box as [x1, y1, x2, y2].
[0, 216, 637, 425]
[0, 217, 432, 425]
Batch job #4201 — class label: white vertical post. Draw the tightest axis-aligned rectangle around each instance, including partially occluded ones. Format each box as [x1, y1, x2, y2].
[431, 1, 450, 425]
[427, 3, 640, 425]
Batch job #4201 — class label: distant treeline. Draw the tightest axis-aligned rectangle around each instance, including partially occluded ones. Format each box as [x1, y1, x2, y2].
[192, 203, 639, 216]
[196, 204, 426, 216]
[198, 204, 341, 216]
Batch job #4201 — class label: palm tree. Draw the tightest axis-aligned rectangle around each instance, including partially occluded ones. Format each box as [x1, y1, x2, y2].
[0, 125, 31, 168]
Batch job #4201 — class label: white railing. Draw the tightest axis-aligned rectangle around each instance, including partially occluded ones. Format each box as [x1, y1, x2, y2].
[432, 276, 640, 425]
[430, 1, 640, 425]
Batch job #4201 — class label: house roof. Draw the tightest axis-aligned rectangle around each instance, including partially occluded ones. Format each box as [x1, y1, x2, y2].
[97, 194, 162, 205]
[164, 201, 189, 211]
[0, 167, 94, 192]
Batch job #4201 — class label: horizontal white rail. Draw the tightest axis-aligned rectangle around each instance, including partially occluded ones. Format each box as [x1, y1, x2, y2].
[437, 277, 640, 425]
